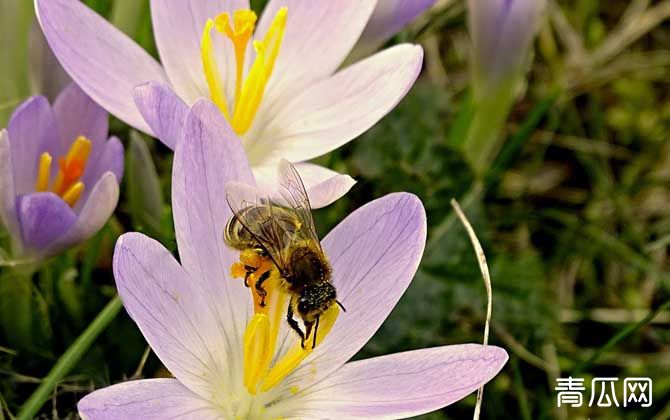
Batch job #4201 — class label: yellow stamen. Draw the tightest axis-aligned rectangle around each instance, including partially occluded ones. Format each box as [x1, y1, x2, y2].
[201, 19, 231, 120]
[260, 304, 340, 392]
[200, 7, 287, 135]
[215, 10, 257, 107]
[52, 136, 92, 196]
[61, 181, 85, 207]
[231, 8, 287, 134]
[243, 313, 271, 394]
[35, 152, 52, 192]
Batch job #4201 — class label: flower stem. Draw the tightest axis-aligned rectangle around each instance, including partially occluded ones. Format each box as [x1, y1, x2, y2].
[16, 295, 123, 420]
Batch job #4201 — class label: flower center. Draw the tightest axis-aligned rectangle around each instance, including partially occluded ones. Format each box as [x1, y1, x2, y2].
[231, 249, 340, 396]
[35, 136, 92, 207]
[201, 7, 288, 135]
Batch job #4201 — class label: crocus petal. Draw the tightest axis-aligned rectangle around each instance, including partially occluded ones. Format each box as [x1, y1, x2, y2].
[133, 82, 188, 150]
[172, 99, 255, 371]
[468, 0, 545, 93]
[0, 130, 20, 246]
[17, 192, 76, 252]
[150, 0, 248, 105]
[78, 378, 222, 420]
[256, 0, 376, 101]
[290, 345, 508, 419]
[284, 192, 426, 386]
[52, 82, 109, 150]
[251, 162, 356, 209]
[113, 233, 232, 401]
[35, 0, 168, 134]
[48, 172, 119, 254]
[28, 22, 71, 102]
[80, 137, 124, 206]
[249, 44, 423, 163]
[352, 0, 435, 59]
[7, 96, 59, 194]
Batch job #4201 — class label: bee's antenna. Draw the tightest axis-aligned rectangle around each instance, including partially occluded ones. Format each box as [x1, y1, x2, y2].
[336, 300, 347, 312]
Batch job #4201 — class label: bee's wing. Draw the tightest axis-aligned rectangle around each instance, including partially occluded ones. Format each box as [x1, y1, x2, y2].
[276, 159, 322, 250]
[225, 181, 293, 271]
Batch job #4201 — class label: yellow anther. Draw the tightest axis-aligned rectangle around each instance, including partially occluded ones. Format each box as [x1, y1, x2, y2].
[231, 8, 287, 134]
[243, 313, 271, 394]
[35, 152, 53, 192]
[215, 10, 257, 106]
[52, 136, 91, 196]
[260, 304, 340, 392]
[61, 181, 85, 207]
[200, 7, 287, 135]
[201, 19, 231, 120]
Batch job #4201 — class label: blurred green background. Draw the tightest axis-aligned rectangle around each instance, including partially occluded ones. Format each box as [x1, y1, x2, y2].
[1, 0, 669, 419]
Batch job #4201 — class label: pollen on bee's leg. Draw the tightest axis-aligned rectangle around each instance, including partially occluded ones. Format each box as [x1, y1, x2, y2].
[231, 262, 247, 279]
[260, 304, 340, 392]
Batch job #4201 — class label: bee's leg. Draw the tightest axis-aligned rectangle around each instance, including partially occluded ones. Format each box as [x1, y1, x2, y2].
[243, 266, 255, 288]
[312, 315, 320, 349]
[286, 301, 305, 344]
[255, 270, 271, 307]
[303, 320, 315, 350]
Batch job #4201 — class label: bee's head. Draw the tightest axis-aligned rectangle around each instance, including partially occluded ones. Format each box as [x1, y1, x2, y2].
[288, 246, 330, 284]
[297, 282, 337, 321]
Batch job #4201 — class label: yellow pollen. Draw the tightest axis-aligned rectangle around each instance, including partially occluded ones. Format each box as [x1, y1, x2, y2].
[35, 152, 52, 192]
[35, 136, 92, 207]
[232, 250, 340, 394]
[201, 7, 288, 135]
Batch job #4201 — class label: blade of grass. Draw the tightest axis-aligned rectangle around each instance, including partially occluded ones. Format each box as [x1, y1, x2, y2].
[16, 296, 122, 420]
[571, 300, 670, 376]
[451, 199, 493, 420]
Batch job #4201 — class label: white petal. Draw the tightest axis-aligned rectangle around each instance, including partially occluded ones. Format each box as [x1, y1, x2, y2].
[249, 44, 423, 163]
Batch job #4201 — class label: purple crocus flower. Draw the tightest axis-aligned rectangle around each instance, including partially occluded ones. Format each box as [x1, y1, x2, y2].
[0, 83, 123, 259]
[35, 0, 426, 208]
[468, 0, 546, 97]
[77, 99, 507, 419]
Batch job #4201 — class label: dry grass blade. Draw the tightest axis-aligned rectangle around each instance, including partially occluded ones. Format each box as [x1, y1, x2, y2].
[450, 199, 492, 420]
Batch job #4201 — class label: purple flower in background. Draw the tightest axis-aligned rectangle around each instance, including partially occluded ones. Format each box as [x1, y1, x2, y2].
[468, 0, 546, 96]
[36, 0, 426, 208]
[77, 99, 507, 419]
[0, 83, 123, 259]
[353, 0, 436, 60]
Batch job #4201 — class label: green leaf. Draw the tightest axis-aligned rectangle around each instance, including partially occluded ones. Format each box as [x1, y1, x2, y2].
[126, 131, 166, 239]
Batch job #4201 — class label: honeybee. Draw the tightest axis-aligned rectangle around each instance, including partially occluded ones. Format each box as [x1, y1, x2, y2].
[224, 160, 344, 348]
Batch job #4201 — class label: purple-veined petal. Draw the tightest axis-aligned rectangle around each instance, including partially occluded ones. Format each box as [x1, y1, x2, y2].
[249, 44, 423, 163]
[78, 378, 222, 420]
[0, 130, 20, 247]
[150, 0, 248, 105]
[288, 345, 508, 419]
[133, 82, 188, 150]
[47, 172, 119, 255]
[172, 99, 255, 372]
[16, 192, 76, 252]
[80, 136, 124, 206]
[256, 0, 376, 103]
[35, 0, 168, 134]
[113, 233, 233, 401]
[7, 96, 59, 195]
[53, 82, 109, 150]
[279, 192, 427, 388]
[352, 0, 435, 60]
